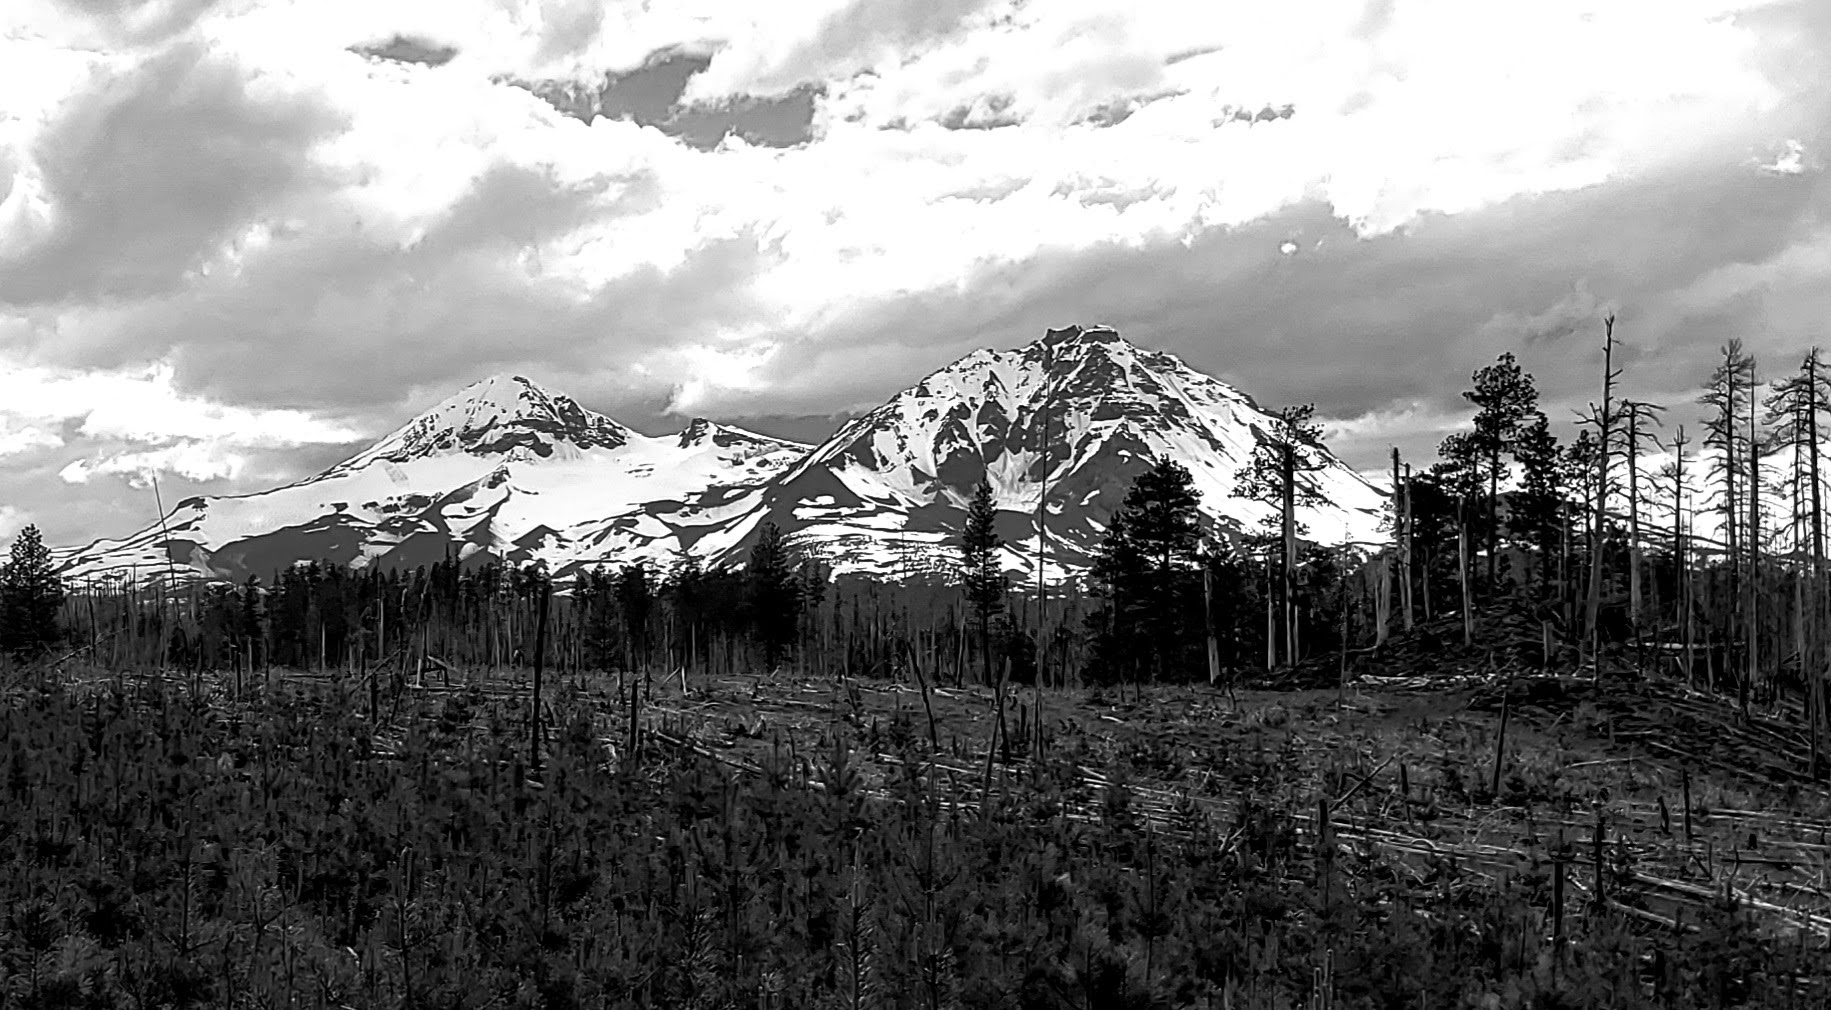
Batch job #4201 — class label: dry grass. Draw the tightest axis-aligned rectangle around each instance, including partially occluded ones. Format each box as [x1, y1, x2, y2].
[32, 657, 1831, 940]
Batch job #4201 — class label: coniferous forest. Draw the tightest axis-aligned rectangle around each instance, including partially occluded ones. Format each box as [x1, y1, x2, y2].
[6, 330, 1831, 1008]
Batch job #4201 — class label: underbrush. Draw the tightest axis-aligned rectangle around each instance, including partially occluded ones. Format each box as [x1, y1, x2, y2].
[1, 678, 1826, 1009]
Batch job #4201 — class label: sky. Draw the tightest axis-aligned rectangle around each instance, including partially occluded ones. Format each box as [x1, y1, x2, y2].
[2, 0, 1829, 549]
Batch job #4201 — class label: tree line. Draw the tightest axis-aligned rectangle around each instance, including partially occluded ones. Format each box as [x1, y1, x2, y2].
[4, 461, 1354, 698]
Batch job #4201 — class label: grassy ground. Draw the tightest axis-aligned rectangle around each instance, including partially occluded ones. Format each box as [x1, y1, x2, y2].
[89, 655, 1831, 942]
[17, 657, 1830, 1008]
[626, 667, 1831, 941]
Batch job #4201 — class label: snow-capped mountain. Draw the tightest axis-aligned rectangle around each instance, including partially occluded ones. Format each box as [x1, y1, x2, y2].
[53, 375, 809, 584]
[54, 329, 1389, 585]
[718, 325, 1388, 578]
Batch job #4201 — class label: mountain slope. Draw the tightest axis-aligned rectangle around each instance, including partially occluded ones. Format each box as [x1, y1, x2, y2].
[717, 325, 1388, 578]
[53, 376, 809, 584]
[54, 331, 1389, 585]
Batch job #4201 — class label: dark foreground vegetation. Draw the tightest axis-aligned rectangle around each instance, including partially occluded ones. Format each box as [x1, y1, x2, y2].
[2, 669, 1828, 1010]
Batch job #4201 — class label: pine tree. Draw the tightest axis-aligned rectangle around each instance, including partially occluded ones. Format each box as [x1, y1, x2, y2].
[1421, 426, 1489, 643]
[1234, 405, 1327, 665]
[797, 552, 831, 664]
[747, 522, 802, 668]
[1202, 539, 1268, 673]
[960, 480, 1006, 687]
[615, 562, 654, 670]
[579, 566, 619, 671]
[1126, 460, 1204, 580]
[1463, 353, 1540, 588]
[1095, 460, 1205, 683]
[1562, 427, 1599, 625]
[1089, 510, 1147, 683]
[238, 575, 265, 671]
[666, 548, 705, 670]
[0, 524, 64, 663]
[1510, 411, 1565, 596]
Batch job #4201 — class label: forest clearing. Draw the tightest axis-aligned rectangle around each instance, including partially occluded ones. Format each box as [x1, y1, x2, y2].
[7, 623, 1831, 1009]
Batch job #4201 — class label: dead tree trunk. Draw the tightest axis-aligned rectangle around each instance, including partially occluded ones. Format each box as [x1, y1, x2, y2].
[1674, 427, 1694, 687]
[1458, 496, 1474, 647]
[1402, 461, 1415, 632]
[1627, 403, 1643, 643]
[1282, 443, 1299, 665]
[1584, 315, 1619, 667]
[1748, 356, 1763, 711]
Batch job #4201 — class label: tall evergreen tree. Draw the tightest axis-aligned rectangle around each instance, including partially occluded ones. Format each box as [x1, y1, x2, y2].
[1404, 466, 1466, 622]
[615, 562, 654, 670]
[1435, 430, 1484, 643]
[1094, 460, 1205, 682]
[1201, 538, 1268, 673]
[1510, 411, 1565, 595]
[666, 548, 705, 669]
[960, 480, 1006, 686]
[797, 553, 831, 661]
[747, 522, 802, 668]
[1561, 426, 1599, 622]
[1234, 405, 1327, 664]
[1463, 353, 1540, 588]
[0, 524, 64, 662]
[578, 566, 619, 670]
[1130, 460, 1205, 572]
[238, 575, 265, 670]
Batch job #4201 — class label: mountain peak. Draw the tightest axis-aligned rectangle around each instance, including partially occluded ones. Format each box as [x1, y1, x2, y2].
[1037, 323, 1123, 347]
[758, 324, 1385, 577]
[456, 373, 551, 410]
[339, 373, 630, 469]
[676, 417, 721, 447]
[676, 417, 812, 453]
[1022, 325, 1141, 379]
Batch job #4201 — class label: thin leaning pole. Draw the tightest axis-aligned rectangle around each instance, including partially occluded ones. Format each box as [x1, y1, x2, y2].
[1035, 342, 1053, 691]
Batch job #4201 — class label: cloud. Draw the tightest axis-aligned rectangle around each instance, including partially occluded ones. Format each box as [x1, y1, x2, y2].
[0, 358, 363, 504]
[683, 0, 1010, 101]
[0, 0, 1826, 551]
[1319, 400, 1473, 445]
[0, 425, 64, 457]
[0, 40, 345, 306]
[1758, 137, 1810, 174]
[350, 34, 458, 67]
[12, 0, 228, 48]
[0, 506, 29, 543]
[59, 442, 247, 487]
[701, 147, 1827, 473]
[1475, 281, 1616, 349]
[0, 360, 361, 445]
[509, 50, 820, 149]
